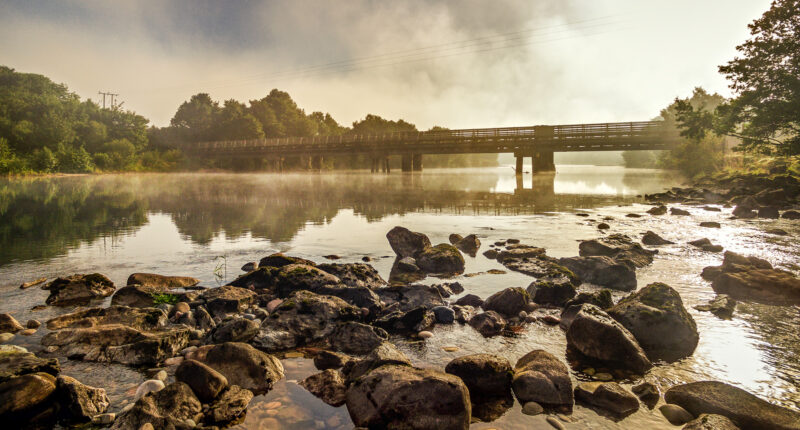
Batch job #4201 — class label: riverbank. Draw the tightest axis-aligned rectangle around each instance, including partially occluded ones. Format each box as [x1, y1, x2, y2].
[0, 167, 798, 429]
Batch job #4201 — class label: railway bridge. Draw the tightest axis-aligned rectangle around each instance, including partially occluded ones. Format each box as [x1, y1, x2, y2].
[186, 120, 678, 173]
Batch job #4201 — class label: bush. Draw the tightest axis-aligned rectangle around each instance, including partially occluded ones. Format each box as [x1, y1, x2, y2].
[55, 143, 94, 173]
[29, 147, 57, 172]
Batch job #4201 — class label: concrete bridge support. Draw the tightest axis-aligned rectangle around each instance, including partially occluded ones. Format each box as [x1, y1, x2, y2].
[412, 154, 423, 171]
[532, 150, 555, 172]
[311, 156, 323, 170]
[401, 154, 413, 172]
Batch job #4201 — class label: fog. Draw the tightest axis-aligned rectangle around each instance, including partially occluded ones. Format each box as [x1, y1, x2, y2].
[0, 0, 771, 128]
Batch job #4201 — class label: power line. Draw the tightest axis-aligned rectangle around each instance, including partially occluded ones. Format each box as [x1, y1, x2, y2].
[98, 91, 120, 109]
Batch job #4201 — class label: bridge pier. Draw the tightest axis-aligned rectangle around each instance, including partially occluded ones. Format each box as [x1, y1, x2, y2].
[401, 154, 412, 172]
[412, 154, 422, 171]
[532, 150, 555, 173]
[383, 157, 390, 173]
[311, 156, 323, 171]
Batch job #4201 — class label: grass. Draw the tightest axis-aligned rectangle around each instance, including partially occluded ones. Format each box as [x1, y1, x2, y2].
[150, 293, 178, 305]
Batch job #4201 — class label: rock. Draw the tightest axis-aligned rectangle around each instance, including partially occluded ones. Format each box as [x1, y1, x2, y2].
[211, 318, 259, 343]
[632, 381, 661, 409]
[547, 415, 566, 429]
[449, 233, 464, 244]
[700, 222, 721, 228]
[42, 274, 115, 306]
[454, 294, 483, 308]
[782, 210, 800, 219]
[522, 401, 544, 415]
[483, 287, 530, 317]
[193, 307, 215, 332]
[660, 403, 694, 425]
[0, 349, 60, 383]
[682, 414, 741, 430]
[56, 375, 110, 421]
[417, 330, 433, 339]
[758, 206, 780, 219]
[0, 333, 12, 343]
[205, 385, 253, 425]
[92, 413, 116, 424]
[300, 369, 347, 406]
[200, 286, 257, 317]
[452, 305, 473, 324]
[112, 382, 201, 430]
[499, 253, 579, 286]
[258, 253, 315, 268]
[201, 342, 284, 395]
[566, 304, 652, 374]
[376, 284, 446, 312]
[733, 196, 760, 218]
[373, 306, 435, 334]
[642, 231, 674, 245]
[329, 322, 387, 354]
[578, 234, 656, 267]
[135, 380, 165, 400]
[671, 207, 691, 216]
[42, 324, 191, 366]
[416, 243, 466, 273]
[574, 382, 639, 416]
[445, 354, 512, 400]
[0, 314, 23, 334]
[0, 372, 57, 425]
[496, 244, 547, 263]
[111, 285, 174, 308]
[314, 350, 353, 370]
[343, 342, 412, 383]
[345, 365, 471, 429]
[175, 359, 228, 402]
[766, 228, 788, 235]
[694, 294, 736, 318]
[386, 226, 432, 258]
[241, 262, 257, 272]
[453, 234, 481, 256]
[647, 205, 667, 215]
[317, 263, 387, 289]
[597, 223, 610, 230]
[713, 267, 800, 305]
[482, 249, 499, 259]
[665, 381, 800, 430]
[564, 289, 613, 310]
[127, 273, 200, 289]
[608, 282, 698, 362]
[511, 350, 573, 407]
[527, 279, 576, 306]
[432, 306, 455, 323]
[254, 290, 360, 351]
[396, 257, 420, 272]
[25, 320, 40, 330]
[155, 370, 167, 381]
[559, 256, 637, 291]
[468, 311, 506, 337]
[46, 306, 166, 331]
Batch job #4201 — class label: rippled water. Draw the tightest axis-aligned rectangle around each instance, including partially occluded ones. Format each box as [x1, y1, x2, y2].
[0, 166, 798, 429]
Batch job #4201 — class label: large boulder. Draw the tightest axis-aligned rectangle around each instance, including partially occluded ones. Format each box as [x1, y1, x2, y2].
[703, 252, 800, 305]
[386, 226, 432, 258]
[329, 322, 388, 355]
[665, 381, 800, 430]
[511, 350, 573, 407]
[200, 286, 257, 317]
[201, 342, 283, 395]
[528, 279, 576, 306]
[453, 234, 481, 256]
[444, 354, 512, 400]
[272, 264, 341, 296]
[343, 342, 412, 383]
[574, 382, 639, 416]
[300, 369, 347, 407]
[41, 324, 191, 366]
[317, 263, 387, 289]
[608, 283, 699, 362]
[345, 365, 471, 430]
[56, 375, 110, 422]
[416, 244, 466, 273]
[0, 372, 57, 426]
[0, 314, 23, 334]
[42, 274, 115, 306]
[559, 256, 637, 291]
[578, 234, 656, 267]
[46, 306, 166, 331]
[483, 287, 530, 317]
[258, 252, 315, 268]
[111, 285, 175, 308]
[253, 290, 360, 351]
[0, 350, 60, 383]
[566, 304, 652, 374]
[175, 359, 228, 402]
[126, 273, 200, 289]
[111, 382, 201, 430]
[468, 311, 506, 337]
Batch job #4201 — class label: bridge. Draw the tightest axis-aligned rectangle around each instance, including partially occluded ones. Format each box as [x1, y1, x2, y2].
[187, 120, 678, 173]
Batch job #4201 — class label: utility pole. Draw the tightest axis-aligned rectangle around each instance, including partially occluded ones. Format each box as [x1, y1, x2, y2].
[98, 91, 119, 109]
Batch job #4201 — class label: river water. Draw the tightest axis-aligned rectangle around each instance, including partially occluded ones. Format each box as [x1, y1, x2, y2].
[0, 166, 798, 429]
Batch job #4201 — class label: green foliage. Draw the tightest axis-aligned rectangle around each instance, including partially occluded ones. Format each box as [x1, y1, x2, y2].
[151, 293, 179, 305]
[55, 143, 94, 173]
[621, 150, 661, 168]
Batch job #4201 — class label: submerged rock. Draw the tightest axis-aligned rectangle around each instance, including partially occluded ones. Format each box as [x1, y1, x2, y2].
[574, 382, 639, 416]
[559, 256, 637, 291]
[0, 314, 23, 334]
[632, 381, 661, 409]
[665, 381, 800, 430]
[511, 350, 573, 407]
[345, 365, 471, 430]
[42, 274, 115, 306]
[642, 231, 674, 245]
[578, 234, 656, 268]
[416, 243, 466, 273]
[453, 234, 481, 256]
[314, 350, 353, 370]
[445, 354, 512, 400]
[703, 251, 800, 305]
[660, 403, 694, 425]
[468, 311, 506, 337]
[694, 294, 736, 319]
[300, 369, 347, 407]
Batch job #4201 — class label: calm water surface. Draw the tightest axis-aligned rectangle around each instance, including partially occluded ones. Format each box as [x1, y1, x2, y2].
[0, 166, 798, 429]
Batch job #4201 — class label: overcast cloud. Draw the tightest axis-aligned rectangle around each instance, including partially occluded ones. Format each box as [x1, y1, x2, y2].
[0, 0, 772, 128]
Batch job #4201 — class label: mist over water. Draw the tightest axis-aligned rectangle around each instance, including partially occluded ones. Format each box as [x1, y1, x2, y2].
[1, 166, 798, 429]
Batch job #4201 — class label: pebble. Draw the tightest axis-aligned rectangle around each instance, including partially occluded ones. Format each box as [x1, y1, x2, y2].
[417, 331, 433, 339]
[264, 401, 281, 409]
[44, 345, 58, 353]
[164, 356, 183, 366]
[265, 409, 279, 416]
[546, 416, 566, 430]
[327, 415, 341, 427]
[442, 346, 459, 352]
[92, 413, 116, 425]
[121, 403, 134, 413]
[134, 379, 165, 400]
[26, 320, 41, 329]
[155, 370, 167, 381]
[583, 367, 595, 376]
[180, 346, 198, 356]
[184, 418, 196, 427]
[139, 423, 154, 430]
[594, 372, 613, 381]
[522, 401, 544, 415]
[284, 351, 304, 358]
[315, 420, 326, 429]
[0, 333, 14, 343]
[557, 413, 575, 422]
[242, 313, 257, 320]
[660, 404, 694, 425]
[267, 299, 283, 312]
[19, 328, 37, 336]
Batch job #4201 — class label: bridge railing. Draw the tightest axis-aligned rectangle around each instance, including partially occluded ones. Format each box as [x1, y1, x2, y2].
[189, 120, 673, 152]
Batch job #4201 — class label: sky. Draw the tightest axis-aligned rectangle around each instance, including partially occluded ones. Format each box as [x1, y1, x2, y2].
[0, 0, 773, 129]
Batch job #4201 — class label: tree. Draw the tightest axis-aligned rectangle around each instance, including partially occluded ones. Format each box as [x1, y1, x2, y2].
[679, 1, 800, 154]
[170, 93, 220, 142]
[212, 100, 264, 140]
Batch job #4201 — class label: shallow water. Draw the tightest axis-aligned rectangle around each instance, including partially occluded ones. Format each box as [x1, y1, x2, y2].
[0, 166, 798, 429]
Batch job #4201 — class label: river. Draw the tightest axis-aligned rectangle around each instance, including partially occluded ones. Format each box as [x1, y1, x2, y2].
[0, 166, 798, 429]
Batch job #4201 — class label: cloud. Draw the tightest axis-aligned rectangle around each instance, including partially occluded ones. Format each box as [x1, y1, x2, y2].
[0, 0, 772, 129]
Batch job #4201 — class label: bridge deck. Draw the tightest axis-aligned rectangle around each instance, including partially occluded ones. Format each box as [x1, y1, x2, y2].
[188, 120, 678, 157]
